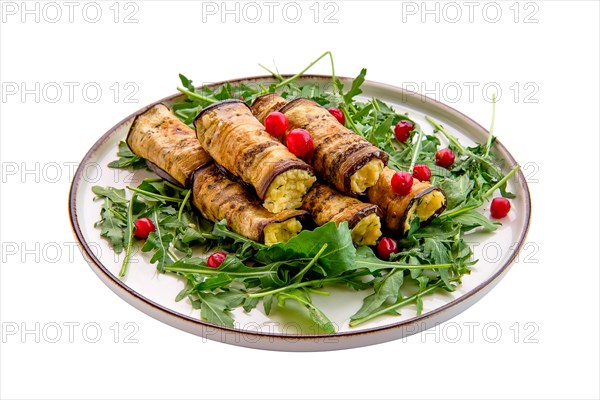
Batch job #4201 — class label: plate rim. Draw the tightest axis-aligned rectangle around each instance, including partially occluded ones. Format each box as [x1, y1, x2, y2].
[68, 74, 532, 342]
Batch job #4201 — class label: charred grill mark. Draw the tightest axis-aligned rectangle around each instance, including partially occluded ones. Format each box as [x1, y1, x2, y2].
[238, 141, 277, 172]
[330, 141, 372, 182]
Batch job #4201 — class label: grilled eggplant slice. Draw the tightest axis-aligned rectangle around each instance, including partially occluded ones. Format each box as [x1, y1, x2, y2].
[127, 104, 306, 245]
[194, 99, 315, 213]
[126, 103, 212, 187]
[301, 183, 382, 246]
[367, 167, 447, 236]
[191, 164, 307, 245]
[251, 95, 388, 196]
[251, 93, 289, 124]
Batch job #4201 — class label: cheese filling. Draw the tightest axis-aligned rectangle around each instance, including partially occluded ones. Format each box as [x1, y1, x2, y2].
[350, 213, 382, 246]
[263, 218, 302, 245]
[403, 190, 446, 232]
[263, 169, 316, 213]
[350, 159, 384, 194]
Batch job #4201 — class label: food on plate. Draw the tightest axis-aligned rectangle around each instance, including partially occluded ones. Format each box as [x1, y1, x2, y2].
[435, 148, 456, 168]
[194, 99, 316, 213]
[394, 120, 414, 143]
[301, 183, 382, 246]
[490, 197, 511, 219]
[126, 104, 307, 245]
[90, 52, 521, 334]
[367, 167, 447, 235]
[376, 237, 399, 261]
[251, 95, 388, 196]
[191, 164, 306, 245]
[126, 103, 212, 187]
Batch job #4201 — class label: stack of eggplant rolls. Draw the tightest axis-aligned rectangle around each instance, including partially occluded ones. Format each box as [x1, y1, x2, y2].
[126, 93, 447, 249]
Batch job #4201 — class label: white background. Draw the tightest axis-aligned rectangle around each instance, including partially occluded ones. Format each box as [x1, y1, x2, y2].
[1, 1, 599, 399]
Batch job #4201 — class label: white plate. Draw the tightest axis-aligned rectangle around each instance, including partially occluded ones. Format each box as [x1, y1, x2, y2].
[69, 75, 531, 351]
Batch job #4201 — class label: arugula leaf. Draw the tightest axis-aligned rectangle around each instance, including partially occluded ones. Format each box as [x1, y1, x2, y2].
[368, 115, 394, 146]
[165, 255, 286, 288]
[141, 231, 174, 273]
[438, 174, 474, 210]
[92, 186, 128, 204]
[178, 73, 195, 92]
[343, 68, 367, 104]
[451, 210, 498, 232]
[193, 292, 235, 328]
[94, 198, 126, 253]
[194, 273, 233, 292]
[423, 238, 450, 265]
[107, 141, 147, 169]
[255, 222, 356, 276]
[212, 220, 266, 251]
[277, 289, 335, 334]
[351, 270, 404, 320]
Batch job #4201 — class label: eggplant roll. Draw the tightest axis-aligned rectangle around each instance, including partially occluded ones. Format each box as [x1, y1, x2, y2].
[194, 99, 316, 213]
[252, 95, 388, 197]
[191, 164, 307, 245]
[367, 167, 447, 236]
[301, 183, 382, 246]
[127, 104, 306, 245]
[126, 103, 212, 187]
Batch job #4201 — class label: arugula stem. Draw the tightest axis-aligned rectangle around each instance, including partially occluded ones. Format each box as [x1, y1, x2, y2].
[161, 180, 186, 192]
[291, 243, 328, 283]
[484, 94, 497, 157]
[307, 288, 330, 296]
[178, 189, 192, 222]
[247, 271, 368, 299]
[354, 259, 453, 270]
[126, 186, 185, 203]
[165, 264, 277, 278]
[174, 110, 188, 119]
[176, 87, 218, 104]
[119, 193, 137, 277]
[152, 206, 170, 272]
[109, 208, 127, 223]
[270, 51, 337, 94]
[167, 249, 180, 262]
[441, 204, 480, 219]
[372, 98, 382, 112]
[483, 165, 520, 198]
[258, 63, 283, 81]
[408, 124, 425, 173]
[349, 280, 446, 327]
[369, 108, 378, 141]
[259, 63, 302, 92]
[425, 116, 499, 173]
[342, 106, 361, 132]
